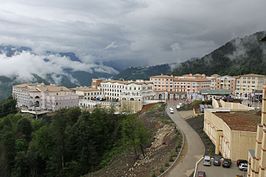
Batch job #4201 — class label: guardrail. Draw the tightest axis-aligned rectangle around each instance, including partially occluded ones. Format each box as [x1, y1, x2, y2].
[193, 156, 204, 177]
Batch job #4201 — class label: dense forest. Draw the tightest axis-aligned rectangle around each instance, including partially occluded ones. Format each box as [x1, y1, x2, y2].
[113, 64, 172, 80]
[0, 98, 150, 177]
[173, 31, 266, 76]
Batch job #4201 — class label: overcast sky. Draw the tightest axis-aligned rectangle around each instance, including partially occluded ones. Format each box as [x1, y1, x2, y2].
[1, 0, 266, 65]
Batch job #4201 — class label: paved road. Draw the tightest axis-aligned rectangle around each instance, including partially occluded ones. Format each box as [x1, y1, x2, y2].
[166, 102, 205, 177]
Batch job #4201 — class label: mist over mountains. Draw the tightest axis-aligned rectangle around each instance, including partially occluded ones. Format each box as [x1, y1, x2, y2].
[173, 31, 266, 75]
[1, 31, 266, 99]
[0, 45, 119, 99]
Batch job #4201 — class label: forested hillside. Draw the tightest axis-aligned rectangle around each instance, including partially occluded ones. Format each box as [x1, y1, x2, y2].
[113, 64, 173, 80]
[173, 31, 266, 76]
[0, 99, 150, 177]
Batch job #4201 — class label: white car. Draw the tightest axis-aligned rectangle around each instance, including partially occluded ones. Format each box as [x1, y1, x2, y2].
[169, 107, 174, 114]
[203, 155, 211, 166]
[239, 163, 248, 171]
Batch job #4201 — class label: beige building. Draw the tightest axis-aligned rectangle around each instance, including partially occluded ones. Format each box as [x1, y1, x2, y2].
[150, 74, 211, 94]
[173, 74, 211, 93]
[216, 75, 236, 94]
[207, 74, 220, 90]
[204, 109, 260, 161]
[247, 86, 266, 177]
[13, 83, 79, 111]
[235, 74, 266, 99]
[150, 74, 174, 92]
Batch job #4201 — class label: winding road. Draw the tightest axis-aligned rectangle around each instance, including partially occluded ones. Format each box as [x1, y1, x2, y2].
[166, 101, 205, 177]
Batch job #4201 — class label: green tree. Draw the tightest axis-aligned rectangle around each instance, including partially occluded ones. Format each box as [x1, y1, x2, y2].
[0, 126, 16, 177]
[17, 118, 33, 142]
[0, 97, 17, 118]
[121, 115, 150, 158]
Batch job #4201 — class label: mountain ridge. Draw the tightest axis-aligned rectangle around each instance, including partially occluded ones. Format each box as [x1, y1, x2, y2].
[173, 31, 266, 76]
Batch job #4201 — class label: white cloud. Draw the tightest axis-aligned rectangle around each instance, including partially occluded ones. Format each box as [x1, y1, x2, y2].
[0, 51, 118, 82]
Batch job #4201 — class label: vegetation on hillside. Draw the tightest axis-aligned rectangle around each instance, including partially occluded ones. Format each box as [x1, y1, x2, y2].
[173, 31, 266, 76]
[0, 105, 150, 177]
[113, 64, 172, 80]
[0, 97, 17, 117]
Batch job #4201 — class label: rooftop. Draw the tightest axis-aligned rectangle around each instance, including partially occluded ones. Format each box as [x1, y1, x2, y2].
[101, 79, 152, 85]
[174, 77, 211, 82]
[14, 83, 70, 92]
[240, 73, 266, 78]
[150, 74, 173, 78]
[73, 86, 99, 92]
[213, 111, 260, 132]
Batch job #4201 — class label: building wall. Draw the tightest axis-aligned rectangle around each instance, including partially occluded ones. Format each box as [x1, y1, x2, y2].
[13, 84, 79, 112]
[219, 99, 254, 111]
[121, 99, 143, 113]
[150, 75, 174, 92]
[150, 74, 212, 95]
[204, 109, 257, 161]
[216, 75, 236, 94]
[231, 130, 256, 160]
[235, 74, 266, 98]
[204, 110, 232, 158]
[248, 86, 266, 177]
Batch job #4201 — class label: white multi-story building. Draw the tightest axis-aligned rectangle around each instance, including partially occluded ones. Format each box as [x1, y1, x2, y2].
[72, 86, 111, 110]
[99, 80, 125, 101]
[13, 83, 79, 111]
[74, 86, 102, 100]
[99, 80, 155, 102]
[99, 79, 155, 112]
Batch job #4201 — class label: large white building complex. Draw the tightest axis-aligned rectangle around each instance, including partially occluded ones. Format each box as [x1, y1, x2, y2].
[115, 80, 155, 112]
[100, 79, 154, 102]
[13, 83, 79, 111]
[74, 79, 156, 112]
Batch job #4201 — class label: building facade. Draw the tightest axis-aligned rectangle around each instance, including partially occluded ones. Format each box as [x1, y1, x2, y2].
[216, 75, 236, 94]
[247, 86, 266, 177]
[150, 75, 174, 92]
[204, 109, 260, 161]
[73, 86, 104, 110]
[13, 83, 79, 111]
[235, 74, 266, 99]
[173, 74, 211, 93]
[150, 74, 211, 100]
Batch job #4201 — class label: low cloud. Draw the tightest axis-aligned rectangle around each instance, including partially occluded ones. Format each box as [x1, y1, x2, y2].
[0, 51, 118, 83]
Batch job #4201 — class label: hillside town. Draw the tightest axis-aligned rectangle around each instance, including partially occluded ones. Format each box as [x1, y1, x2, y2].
[10, 73, 266, 177]
[12, 73, 266, 114]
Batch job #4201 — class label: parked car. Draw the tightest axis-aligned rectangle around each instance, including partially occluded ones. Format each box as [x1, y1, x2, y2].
[213, 155, 222, 166]
[222, 158, 232, 168]
[203, 155, 211, 166]
[237, 159, 248, 166]
[197, 171, 206, 177]
[239, 163, 248, 171]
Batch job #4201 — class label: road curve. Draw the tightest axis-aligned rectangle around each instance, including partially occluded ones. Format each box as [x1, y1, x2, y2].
[166, 102, 205, 177]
